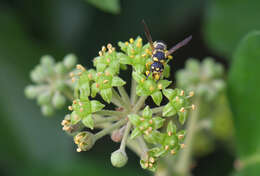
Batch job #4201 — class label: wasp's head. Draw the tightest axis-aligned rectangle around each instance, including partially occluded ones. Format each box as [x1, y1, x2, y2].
[154, 41, 167, 50]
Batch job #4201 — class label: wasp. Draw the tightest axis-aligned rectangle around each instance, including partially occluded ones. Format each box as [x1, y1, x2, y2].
[142, 20, 192, 80]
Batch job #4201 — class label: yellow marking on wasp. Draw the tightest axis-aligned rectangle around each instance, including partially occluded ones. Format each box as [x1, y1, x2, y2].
[156, 67, 160, 71]
[154, 74, 160, 80]
[153, 57, 159, 62]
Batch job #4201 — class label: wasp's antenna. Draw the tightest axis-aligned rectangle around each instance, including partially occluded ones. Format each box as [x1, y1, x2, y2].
[142, 20, 155, 51]
[166, 35, 192, 57]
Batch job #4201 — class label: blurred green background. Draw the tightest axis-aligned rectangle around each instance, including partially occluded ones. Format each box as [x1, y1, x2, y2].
[1, 0, 260, 176]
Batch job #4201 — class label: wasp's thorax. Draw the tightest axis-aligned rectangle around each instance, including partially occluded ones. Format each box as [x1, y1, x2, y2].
[153, 41, 167, 50]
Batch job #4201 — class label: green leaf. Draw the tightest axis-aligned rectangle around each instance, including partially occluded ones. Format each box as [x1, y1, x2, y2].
[82, 114, 94, 129]
[149, 147, 166, 158]
[136, 84, 149, 96]
[162, 89, 176, 100]
[86, 0, 120, 14]
[163, 103, 177, 117]
[144, 131, 163, 144]
[152, 117, 165, 129]
[204, 0, 260, 57]
[151, 91, 163, 106]
[91, 83, 99, 97]
[163, 64, 170, 78]
[96, 63, 107, 72]
[132, 71, 145, 83]
[118, 53, 131, 65]
[128, 114, 140, 126]
[90, 100, 105, 113]
[157, 80, 172, 89]
[71, 111, 81, 125]
[167, 121, 176, 134]
[178, 111, 188, 125]
[134, 64, 144, 73]
[228, 31, 260, 175]
[142, 106, 152, 118]
[130, 128, 141, 139]
[100, 88, 112, 103]
[111, 76, 125, 87]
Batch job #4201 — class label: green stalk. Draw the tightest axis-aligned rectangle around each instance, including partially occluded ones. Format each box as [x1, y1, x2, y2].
[94, 116, 120, 124]
[118, 86, 131, 109]
[175, 98, 200, 176]
[120, 121, 132, 152]
[95, 110, 125, 117]
[130, 78, 137, 105]
[132, 96, 147, 113]
[111, 88, 129, 109]
[95, 118, 128, 140]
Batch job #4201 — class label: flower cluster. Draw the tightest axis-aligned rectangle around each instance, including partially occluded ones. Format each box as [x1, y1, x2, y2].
[176, 58, 225, 101]
[25, 37, 195, 172]
[24, 54, 77, 116]
[176, 58, 233, 157]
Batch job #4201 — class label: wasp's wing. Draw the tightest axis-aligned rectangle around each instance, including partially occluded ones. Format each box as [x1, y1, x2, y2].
[142, 20, 155, 51]
[166, 35, 192, 57]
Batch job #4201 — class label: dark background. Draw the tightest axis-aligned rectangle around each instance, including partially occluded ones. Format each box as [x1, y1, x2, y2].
[1, 0, 256, 175]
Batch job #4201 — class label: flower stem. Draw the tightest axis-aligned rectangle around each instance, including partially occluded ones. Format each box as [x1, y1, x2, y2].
[130, 78, 137, 105]
[133, 96, 147, 113]
[94, 118, 128, 140]
[111, 88, 129, 109]
[117, 86, 131, 110]
[150, 106, 165, 114]
[95, 110, 124, 117]
[120, 121, 132, 152]
[175, 98, 200, 176]
[126, 139, 143, 158]
[94, 116, 120, 124]
[136, 136, 148, 160]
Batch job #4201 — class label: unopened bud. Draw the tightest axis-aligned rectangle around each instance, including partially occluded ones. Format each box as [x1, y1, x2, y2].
[111, 149, 128, 168]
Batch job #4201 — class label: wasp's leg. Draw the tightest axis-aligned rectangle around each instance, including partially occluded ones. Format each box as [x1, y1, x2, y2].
[146, 69, 151, 79]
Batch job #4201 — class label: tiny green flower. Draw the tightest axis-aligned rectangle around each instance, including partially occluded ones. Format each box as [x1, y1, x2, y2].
[74, 131, 95, 152]
[129, 106, 165, 139]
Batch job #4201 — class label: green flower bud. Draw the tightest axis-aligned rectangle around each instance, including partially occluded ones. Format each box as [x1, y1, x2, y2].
[30, 66, 46, 83]
[24, 85, 38, 99]
[52, 92, 66, 109]
[55, 62, 67, 74]
[54, 80, 66, 91]
[41, 105, 54, 116]
[74, 131, 95, 152]
[37, 91, 52, 105]
[111, 149, 128, 168]
[40, 55, 55, 66]
[63, 54, 77, 69]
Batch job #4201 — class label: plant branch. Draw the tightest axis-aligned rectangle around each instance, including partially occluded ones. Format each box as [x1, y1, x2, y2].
[130, 78, 137, 105]
[175, 98, 200, 176]
[132, 96, 147, 113]
[94, 118, 128, 140]
[126, 139, 143, 158]
[118, 86, 131, 109]
[119, 121, 132, 151]
[111, 88, 128, 108]
[94, 116, 120, 124]
[95, 110, 124, 117]
[136, 136, 148, 160]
